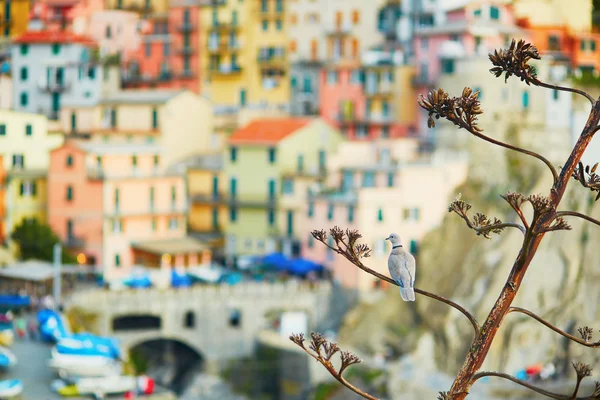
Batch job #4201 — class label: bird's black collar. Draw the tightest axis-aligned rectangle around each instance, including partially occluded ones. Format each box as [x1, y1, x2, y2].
[392, 245, 403, 249]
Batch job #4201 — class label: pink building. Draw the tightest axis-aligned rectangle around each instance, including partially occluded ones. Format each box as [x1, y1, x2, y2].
[413, 1, 521, 85]
[30, 0, 105, 32]
[87, 10, 142, 62]
[48, 141, 206, 280]
[122, 5, 201, 93]
[319, 62, 410, 140]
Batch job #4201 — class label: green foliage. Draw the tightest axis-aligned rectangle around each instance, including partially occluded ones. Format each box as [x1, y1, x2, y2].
[312, 382, 341, 400]
[65, 307, 99, 334]
[128, 348, 149, 374]
[571, 71, 600, 88]
[10, 218, 76, 263]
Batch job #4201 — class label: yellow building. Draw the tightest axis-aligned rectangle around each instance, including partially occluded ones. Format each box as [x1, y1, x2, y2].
[0, 0, 30, 38]
[224, 118, 344, 258]
[106, 0, 168, 14]
[185, 153, 227, 234]
[513, 0, 592, 32]
[200, 0, 289, 109]
[0, 110, 63, 236]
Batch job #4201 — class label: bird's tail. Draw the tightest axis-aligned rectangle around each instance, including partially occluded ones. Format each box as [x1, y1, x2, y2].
[399, 287, 416, 302]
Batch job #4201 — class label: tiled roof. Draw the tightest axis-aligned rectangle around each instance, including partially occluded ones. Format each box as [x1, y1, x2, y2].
[228, 118, 312, 145]
[14, 30, 96, 46]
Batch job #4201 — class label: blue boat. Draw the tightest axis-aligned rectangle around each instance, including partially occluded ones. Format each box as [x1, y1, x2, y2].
[283, 258, 324, 276]
[123, 274, 152, 289]
[0, 379, 23, 397]
[171, 269, 191, 288]
[57, 334, 121, 360]
[0, 347, 16, 370]
[38, 309, 71, 343]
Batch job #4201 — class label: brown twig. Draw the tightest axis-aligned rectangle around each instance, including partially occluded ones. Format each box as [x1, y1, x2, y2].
[311, 228, 481, 336]
[448, 194, 526, 236]
[501, 192, 530, 229]
[532, 78, 596, 106]
[289, 332, 379, 400]
[555, 211, 600, 228]
[508, 307, 600, 348]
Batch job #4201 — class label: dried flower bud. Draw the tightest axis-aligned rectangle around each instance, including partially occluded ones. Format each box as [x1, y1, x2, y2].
[578, 326, 594, 343]
[289, 333, 305, 346]
[437, 392, 450, 400]
[311, 229, 327, 242]
[573, 362, 593, 380]
[418, 87, 484, 133]
[340, 350, 362, 369]
[572, 162, 600, 201]
[488, 39, 541, 85]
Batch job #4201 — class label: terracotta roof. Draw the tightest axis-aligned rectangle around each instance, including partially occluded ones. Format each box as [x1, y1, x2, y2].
[14, 30, 96, 46]
[228, 118, 312, 145]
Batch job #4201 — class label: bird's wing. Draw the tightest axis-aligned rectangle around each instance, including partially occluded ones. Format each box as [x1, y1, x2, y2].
[389, 254, 412, 289]
[408, 253, 416, 287]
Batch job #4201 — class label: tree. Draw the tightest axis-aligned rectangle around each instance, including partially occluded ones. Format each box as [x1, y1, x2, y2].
[290, 40, 600, 399]
[11, 218, 76, 264]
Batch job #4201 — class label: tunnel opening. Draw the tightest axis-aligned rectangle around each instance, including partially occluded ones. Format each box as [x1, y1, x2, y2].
[112, 315, 162, 331]
[129, 339, 203, 395]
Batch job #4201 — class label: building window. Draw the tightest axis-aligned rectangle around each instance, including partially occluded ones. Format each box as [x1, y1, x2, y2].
[12, 154, 24, 167]
[163, 43, 170, 56]
[553, 89, 559, 101]
[110, 109, 117, 128]
[19, 67, 27, 81]
[112, 219, 122, 233]
[348, 205, 354, 222]
[151, 218, 157, 231]
[352, 10, 360, 24]
[229, 309, 241, 328]
[66, 185, 73, 201]
[25, 124, 32, 136]
[308, 201, 314, 217]
[268, 179, 276, 199]
[473, 8, 481, 16]
[275, 0, 283, 12]
[297, 154, 304, 172]
[230, 177, 237, 197]
[381, 126, 390, 138]
[145, 43, 152, 58]
[184, 311, 195, 328]
[19, 180, 36, 197]
[548, 35, 560, 51]
[20, 92, 28, 106]
[327, 203, 334, 220]
[20, 44, 28, 55]
[268, 147, 276, 163]
[592, 40, 597, 51]
[377, 208, 383, 222]
[410, 240, 419, 254]
[362, 172, 375, 187]
[387, 173, 394, 187]
[308, 234, 314, 248]
[115, 254, 121, 267]
[327, 71, 338, 84]
[153, 155, 160, 168]
[421, 38, 428, 50]
[51, 43, 60, 55]
[171, 185, 176, 206]
[441, 59, 455, 74]
[489, 6, 500, 20]
[522, 90, 529, 109]
[66, 155, 73, 167]
[230, 207, 238, 222]
[276, 19, 282, 30]
[168, 217, 179, 230]
[262, 20, 268, 31]
[152, 108, 158, 129]
[230, 147, 238, 162]
[71, 112, 77, 131]
[0, 124, 4, 135]
[268, 208, 275, 226]
[282, 178, 293, 194]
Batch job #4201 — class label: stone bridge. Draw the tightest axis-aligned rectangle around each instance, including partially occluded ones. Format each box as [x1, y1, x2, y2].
[67, 281, 333, 361]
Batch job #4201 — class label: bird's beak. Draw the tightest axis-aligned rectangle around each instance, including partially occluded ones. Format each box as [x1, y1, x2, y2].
[385, 237, 390, 241]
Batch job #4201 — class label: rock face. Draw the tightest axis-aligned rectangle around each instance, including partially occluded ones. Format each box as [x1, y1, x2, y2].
[338, 123, 600, 396]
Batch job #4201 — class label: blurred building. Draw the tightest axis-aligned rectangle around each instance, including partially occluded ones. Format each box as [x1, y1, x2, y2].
[11, 30, 100, 120]
[0, 110, 63, 239]
[87, 10, 141, 63]
[302, 139, 468, 291]
[199, 0, 289, 110]
[224, 118, 343, 259]
[0, 0, 30, 38]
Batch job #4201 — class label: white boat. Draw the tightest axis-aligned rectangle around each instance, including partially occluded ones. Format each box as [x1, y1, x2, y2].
[0, 346, 16, 369]
[48, 348, 121, 378]
[0, 379, 23, 397]
[54, 375, 154, 397]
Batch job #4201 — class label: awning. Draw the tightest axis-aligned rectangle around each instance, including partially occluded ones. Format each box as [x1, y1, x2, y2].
[131, 237, 207, 255]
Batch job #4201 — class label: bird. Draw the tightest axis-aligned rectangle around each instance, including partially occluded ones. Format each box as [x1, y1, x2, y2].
[386, 233, 416, 302]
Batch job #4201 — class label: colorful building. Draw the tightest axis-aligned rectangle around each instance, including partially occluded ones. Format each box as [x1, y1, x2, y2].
[11, 30, 100, 120]
[59, 89, 213, 168]
[106, 0, 168, 15]
[87, 10, 141, 62]
[48, 140, 205, 279]
[302, 140, 468, 291]
[29, 0, 104, 33]
[224, 118, 344, 259]
[0, 0, 30, 38]
[0, 110, 63, 237]
[122, 4, 201, 92]
[200, 0, 289, 109]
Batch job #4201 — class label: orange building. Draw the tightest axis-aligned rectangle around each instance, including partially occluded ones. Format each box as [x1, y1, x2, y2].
[0, 156, 5, 243]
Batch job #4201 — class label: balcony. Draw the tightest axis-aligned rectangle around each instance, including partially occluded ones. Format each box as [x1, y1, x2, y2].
[106, 205, 188, 218]
[210, 64, 243, 75]
[259, 6, 285, 18]
[366, 113, 394, 124]
[177, 22, 196, 33]
[325, 23, 352, 37]
[438, 40, 466, 59]
[207, 39, 240, 53]
[176, 45, 197, 55]
[257, 55, 287, 69]
[191, 193, 225, 205]
[199, 0, 226, 6]
[227, 195, 277, 209]
[364, 82, 394, 97]
[209, 22, 240, 32]
[38, 78, 70, 93]
[64, 235, 85, 249]
[119, 3, 153, 13]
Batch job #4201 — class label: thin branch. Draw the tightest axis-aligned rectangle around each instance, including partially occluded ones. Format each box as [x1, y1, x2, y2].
[289, 333, 379, 400]
[458, 120, 559, 183]
[508, 307, 600, 348]
[471, 372, 572, 400]
[475, 222, 525, 236]
[555, 211, 600, 228]
[532, 78, 595, 106]
[501, 192, 530, 229]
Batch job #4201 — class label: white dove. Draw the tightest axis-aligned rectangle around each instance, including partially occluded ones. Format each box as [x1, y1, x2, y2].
[386, 233, 416, 301]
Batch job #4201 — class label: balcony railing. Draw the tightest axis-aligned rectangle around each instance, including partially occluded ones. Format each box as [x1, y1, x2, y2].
[199, 0, 225, 6]
[177, 22, 196, 33]
[364, 82, 393, 96]
[38, 79, 70, 93]
[257, 55, 287, 68]
[64, 235, 85, 248]
[210, 22, 240, 31]
[325, 23, 352, 36]
[227, 195, 277, 209]
[191, 193, 225, 204]
[210, 64, 243, 74]
[87, 167, 164, 180]
[105, 205, 188, 218]
[208, 39, 240, 52]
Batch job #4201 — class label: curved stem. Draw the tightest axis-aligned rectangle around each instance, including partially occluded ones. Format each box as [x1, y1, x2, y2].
[471, 372, 570, 400]
[476, 222, 526, 235]
[460, 121, 559, 183]
[532, 78, 595, 106]
[507, 307, 600, 348]
[555, 211, 600, 228]
[341, 254, 480, 336]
